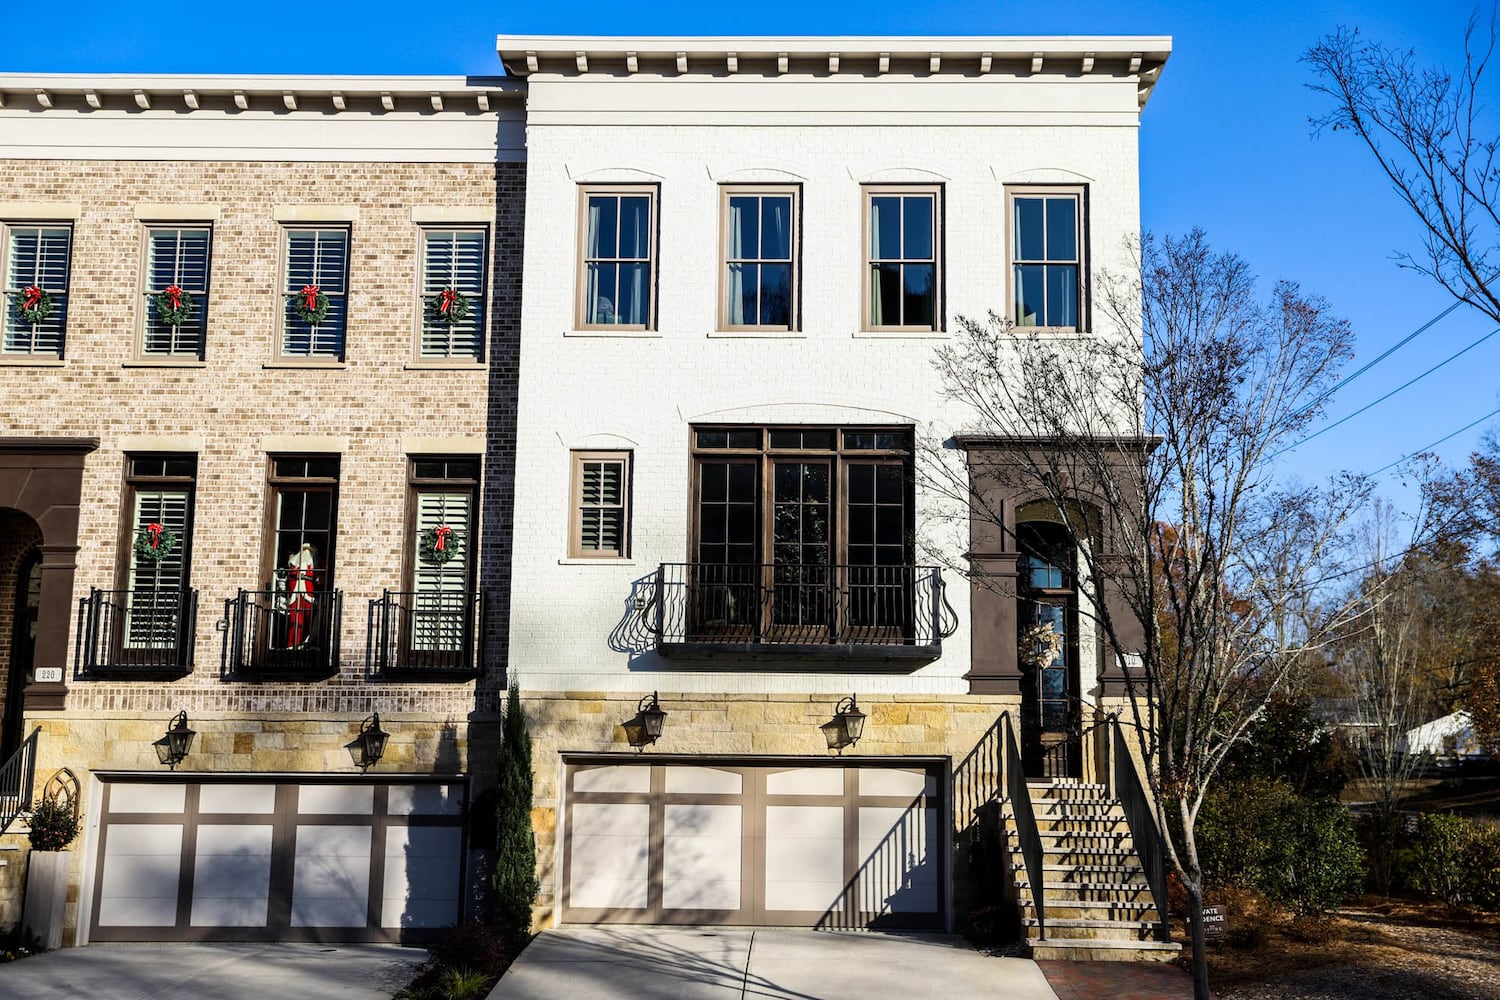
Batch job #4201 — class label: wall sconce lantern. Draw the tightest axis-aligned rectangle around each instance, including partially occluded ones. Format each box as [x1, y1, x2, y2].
[154, 711, 196, 770]
[347, 713, 389, 772]
[623, 692, 667, 750]
[820, 695, 866, 753]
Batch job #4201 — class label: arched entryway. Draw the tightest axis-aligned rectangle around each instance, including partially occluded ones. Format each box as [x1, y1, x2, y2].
[1, 539, 43, 762]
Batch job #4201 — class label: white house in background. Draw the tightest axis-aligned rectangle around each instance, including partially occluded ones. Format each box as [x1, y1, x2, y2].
[1404, 711, 1484, 761]
[497, 35, 1173, 937]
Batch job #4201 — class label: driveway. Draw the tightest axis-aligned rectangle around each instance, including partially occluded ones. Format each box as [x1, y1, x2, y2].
[0, 942, 427, 1000]
[488, 928, 1059, 1000]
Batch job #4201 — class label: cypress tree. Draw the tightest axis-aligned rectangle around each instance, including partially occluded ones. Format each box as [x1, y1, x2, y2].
[492, 681, 539, 934]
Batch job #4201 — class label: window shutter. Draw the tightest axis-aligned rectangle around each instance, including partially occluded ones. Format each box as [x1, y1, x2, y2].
[283, 229, 348, 358]
[413, 490, 472, 651]
[126, 489, 191, 647]
[5, 227, 70, 356]
[420, 229, 486, 359]
[144, 228, 210, 356]
[578, 460, 625, 555]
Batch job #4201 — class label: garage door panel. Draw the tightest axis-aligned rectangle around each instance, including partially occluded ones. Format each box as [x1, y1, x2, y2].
[200, 784, 276, 814]
[98, 825, 183, 905]
[298, 785, 374, 815]
[387, 783, 463, 816]
[568, 802, 650, 910]
[662, 803, 742, 911]
[109, 783, 186, 813]
[190, 823, 273, 920]
[858, 805, 938, 914]
[291, 824, 372, 927]
[97, 893, 181, 928]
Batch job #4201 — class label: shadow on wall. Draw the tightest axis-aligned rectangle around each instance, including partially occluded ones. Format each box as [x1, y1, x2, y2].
[608, 572, 660, 658]
[814, 793, 937, 931]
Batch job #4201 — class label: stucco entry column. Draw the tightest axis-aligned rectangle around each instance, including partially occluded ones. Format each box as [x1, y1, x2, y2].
[0, 437, 98, 712]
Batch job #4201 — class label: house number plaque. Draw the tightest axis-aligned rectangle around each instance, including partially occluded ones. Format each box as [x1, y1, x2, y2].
[34, 667, 63, 683]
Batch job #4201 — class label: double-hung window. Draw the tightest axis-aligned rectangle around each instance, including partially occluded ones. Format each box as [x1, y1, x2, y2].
[281, 227, 349, 359]
[3, 224, 72, 359]
[419, 227, 487, 360]
[120, 455, 196, 657]
[142, 225, 211, 358]
[721, 187, 798, 331]
[406, 458, 479, 662]
[577, 187, 656, 330]
[864, 187, 940, 332]
[570, 452, 631, 559]
[1010, 188, 1084, 331]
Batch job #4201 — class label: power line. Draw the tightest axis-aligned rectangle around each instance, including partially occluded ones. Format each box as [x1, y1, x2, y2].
[1369, 404, 1500, 477]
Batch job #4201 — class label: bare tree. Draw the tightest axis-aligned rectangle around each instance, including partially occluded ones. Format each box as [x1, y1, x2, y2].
[922, 230, 1368, 1000]
[1306, 11, 1500, 324]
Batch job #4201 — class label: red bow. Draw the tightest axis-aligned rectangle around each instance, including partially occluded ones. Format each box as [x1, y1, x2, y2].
[439, 289, 457, 315]
[165, 285, 183, 310]
[434, 525, 452, 551]
[22, 285, 42, 310]
[147, 523, 164, 549]
[300, 285, 320, 311]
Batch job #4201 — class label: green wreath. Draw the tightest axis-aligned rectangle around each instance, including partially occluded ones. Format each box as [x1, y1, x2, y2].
[16, 285, 54, 325]
[153, 285, 195, 326]
[427, 288, 472, 326]
[293, 285, 331, 325]
[133, 523, 179, 563]
[419, 525, 462, 564]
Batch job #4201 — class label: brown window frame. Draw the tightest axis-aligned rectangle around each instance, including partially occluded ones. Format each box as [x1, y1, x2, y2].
[403, 456, 481, 592]
[1006, 185, 1087, 333]
[861, 185, 943, 333]
[575, 185, 659, 332]
[262, 454, 341, 592]
[718, 184, 800, 333]
[569, 450, 633, 560]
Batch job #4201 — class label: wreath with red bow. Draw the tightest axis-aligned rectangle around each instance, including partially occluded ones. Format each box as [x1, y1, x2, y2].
[15, 285, 54, 325]
[419, 525, 462, 564]
[133, 523, 180, 563]
[426, 288, 471, 326]
[293, 284, 330, 325]
[153, 284, 195, 326]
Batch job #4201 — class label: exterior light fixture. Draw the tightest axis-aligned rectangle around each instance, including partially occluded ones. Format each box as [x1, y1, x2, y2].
[347, 713, 389, 772]
[820, 695, 867, 753]
[623, 692, 667, 750]
[154, 711, 197, 770]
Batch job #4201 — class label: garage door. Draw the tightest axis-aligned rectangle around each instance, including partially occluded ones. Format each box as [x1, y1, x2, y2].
[560, 758, 944, 929]
[88, 776, 466, 943]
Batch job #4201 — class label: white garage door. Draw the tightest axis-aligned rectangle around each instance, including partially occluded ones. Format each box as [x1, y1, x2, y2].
[88, 776, 465, 943]
[560, 758, 944, 928]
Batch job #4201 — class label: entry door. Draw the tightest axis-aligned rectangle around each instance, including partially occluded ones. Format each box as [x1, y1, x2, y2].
[769, 460, 831, 640]
[1, 552, 40, 763]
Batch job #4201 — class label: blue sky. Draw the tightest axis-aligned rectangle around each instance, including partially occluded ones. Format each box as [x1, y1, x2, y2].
[18, 0, 1498, 515]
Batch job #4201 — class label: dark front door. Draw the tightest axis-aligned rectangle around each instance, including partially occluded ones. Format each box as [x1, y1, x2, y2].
[2, 551, 41, 763]
[1016, 522, 1082, 779]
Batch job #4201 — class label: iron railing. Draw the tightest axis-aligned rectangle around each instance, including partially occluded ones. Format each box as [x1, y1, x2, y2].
[1111, 715, 1170, 940]
[646, 562, 956, 652]
[373, 589, 481, 677]
[225, 586, 342, 678]
[0, 727, 40, 837]
[1002, 712, 1046, 939]
[80, 588, 197, 676]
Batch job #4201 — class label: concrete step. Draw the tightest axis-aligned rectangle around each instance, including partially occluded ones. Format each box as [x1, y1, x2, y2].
[1023, 916, 1162, 936]
[1023, 900, 1159, 921]
[1027, 938, 1182, 962]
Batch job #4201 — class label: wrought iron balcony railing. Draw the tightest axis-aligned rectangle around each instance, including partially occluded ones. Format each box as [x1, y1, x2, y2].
[645, 562, 956, 661]
[80, 588, 197, 676]
[373, 589, 482, 678]
[224, 586, 342, 678]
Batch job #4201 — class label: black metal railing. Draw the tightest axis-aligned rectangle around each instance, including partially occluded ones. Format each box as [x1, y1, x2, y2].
[225, 587, 342, 678]
[1111, 715, 1170, 940]
[80, 588, 197, 676]
[0, 727, 40, 837]
[647, 563, 956, 652]
[1003, 712, 1046, 939]
[373, 589, 481, 677]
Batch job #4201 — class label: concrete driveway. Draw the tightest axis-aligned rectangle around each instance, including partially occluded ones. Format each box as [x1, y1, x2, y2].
[0, 942, 427, 1000]
[488, 928, 1059, 1000]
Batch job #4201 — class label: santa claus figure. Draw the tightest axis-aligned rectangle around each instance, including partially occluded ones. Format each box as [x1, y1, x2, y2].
[284, 543, 317, 648]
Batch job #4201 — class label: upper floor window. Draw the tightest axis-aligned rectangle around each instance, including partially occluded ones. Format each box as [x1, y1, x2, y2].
[281, 227, 349, 359]
[3, 224, 71, 359]
[864, 187, 940, 332]
[577, 187, 656, 330]
[142, 225, 211, 359]
[1010, 188, 1084, 331]
[419, 227, 487, 361]
[721, 187, 798, 331]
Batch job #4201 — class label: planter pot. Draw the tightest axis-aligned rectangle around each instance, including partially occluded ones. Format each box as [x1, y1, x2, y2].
[22, 850, 69, 950]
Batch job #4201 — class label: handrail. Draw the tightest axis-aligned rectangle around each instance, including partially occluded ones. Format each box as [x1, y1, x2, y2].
[373, 588, 482, 676]
[1110, 715, 1170, 940]
[1002, 712, 1046, 939]
[0, 727, 41, 837]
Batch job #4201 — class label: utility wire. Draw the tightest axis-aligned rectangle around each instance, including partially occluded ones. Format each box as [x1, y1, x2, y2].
[1271, 325, 1500, 459]
[1368, 404, 1500, 477]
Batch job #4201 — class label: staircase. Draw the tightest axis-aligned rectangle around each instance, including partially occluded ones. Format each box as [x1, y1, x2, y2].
[1008, 781, 1180, 961]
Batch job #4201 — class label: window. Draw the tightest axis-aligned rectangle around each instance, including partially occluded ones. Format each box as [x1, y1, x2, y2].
[1010, 188, 1084, 330]
[721, 187, 798, 330]
[577, 187, 656, 329]
[281, 227, 349, 359]
[419, 228, 487, 360]
[570, 452, 631, 559]
[142, 226, 211, 358]
[265, 454, 339, 599]
[405, 458, 479, 660]
[3, 224, 72, 358]
[120, 455, 196, 651]
[863, 188, 940, 331]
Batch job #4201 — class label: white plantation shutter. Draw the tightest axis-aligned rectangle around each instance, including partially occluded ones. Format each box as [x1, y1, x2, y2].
[420, 229, 486, 359]
[126, 489, 191, 647]
[143, 227, 211, 356]
[282, 228, 349, 358]
[4, 226, 71, 357]
[578, 459, 626, 556]
[413, 491, 472, 651]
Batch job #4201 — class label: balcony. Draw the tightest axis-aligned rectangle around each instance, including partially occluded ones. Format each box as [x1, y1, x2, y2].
[79, 588, 197, 677]
[224, 585, 342, 679]
[372, 589, 482, 679]
[646, 563, 956, 664]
